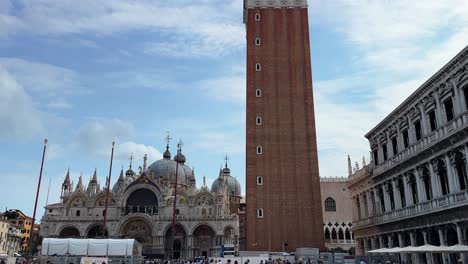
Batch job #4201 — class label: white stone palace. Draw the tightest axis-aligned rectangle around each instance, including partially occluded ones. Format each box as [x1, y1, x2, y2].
[348, 45, 468, 264]
[39, 142, 241, 259]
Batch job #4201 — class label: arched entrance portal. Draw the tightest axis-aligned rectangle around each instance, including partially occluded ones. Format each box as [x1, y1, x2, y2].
[165, 224, 186, 259]
[120, 219, 153, 244]
[59, 226, 80, 238]
[87, 225, 108, 238]
[193, 225, 215, 258]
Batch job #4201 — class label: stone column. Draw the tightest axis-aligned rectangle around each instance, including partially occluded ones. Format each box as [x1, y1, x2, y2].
[352, 196, 358, 221]
[388, 234, 394, 248]
[379, 236, 384, 248]
[455, 79, 468, 112]
[371, 236, 377, 250]
[410, 232, 418, 264]
[386, 133, 393, 158]
[415, 168, 426, 202]
[398, 233, 407, 263]
[378, 140, 384, 164]
[360, 193, 368, 218]
[419, 103, 429, 136]
[383, 183, 392, 211]
[423, 230, 434, 264]
[373, 188, 381, 214]
[451, 80, 462, 114]
[392, 178, 402, 209]
[456, 222, 468, 264]
[429, 161, 442, 198]
[434, 92, 445, 126]
[404, 174, 414, 206]
[397, 124, 404, 153]
[416, 168, 428, 203]
[463, 145, 468, 185]
[407, 115, 415, 145]
[445, 153, 457, 193]
[366, 190, 374, 216]
[363, 238, 369, 255]
[439, 228, 449, 264]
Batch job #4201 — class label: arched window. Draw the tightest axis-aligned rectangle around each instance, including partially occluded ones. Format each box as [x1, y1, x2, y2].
[324, 197, 336, 212]
[455, 152, 468, 190]
[409, 174, 419, 204]
[438, 160, 450, 195]
[257, 208, 264, 218]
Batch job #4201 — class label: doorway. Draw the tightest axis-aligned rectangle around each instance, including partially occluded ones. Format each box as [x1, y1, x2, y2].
[173, 239, 181, 259]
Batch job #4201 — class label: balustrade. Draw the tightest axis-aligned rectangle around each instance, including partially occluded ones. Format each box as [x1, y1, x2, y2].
[373, 112, 468, 176]
[354, 189, 468, 229]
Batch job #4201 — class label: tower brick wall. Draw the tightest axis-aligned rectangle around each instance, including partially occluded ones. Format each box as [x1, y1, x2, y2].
[244, 0, 325, 252]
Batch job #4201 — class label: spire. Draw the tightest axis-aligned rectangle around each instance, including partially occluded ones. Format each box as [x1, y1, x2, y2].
[126, 155, 135, 178]
[62, 168, 72, 198]
[362, 156, 366, 167]
[90, 168, 98, 183]
[76, 173, 84, 191]
[143, 154, 148, 172]
[105, 176, 109, 190]
[63, 168, 71, 185]
[118, 166, 124, 181]
[129, 154, 133, 169]
[348, 155, 352, 176]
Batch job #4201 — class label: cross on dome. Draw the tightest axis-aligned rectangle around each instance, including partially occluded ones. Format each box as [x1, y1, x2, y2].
[165, 131, 172, 146]
[224, 154, 229, 168]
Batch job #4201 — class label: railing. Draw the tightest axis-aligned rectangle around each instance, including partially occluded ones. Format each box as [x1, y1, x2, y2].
[373, 112, 468, 176]
[354, 189, 468, 229]
[41, 211, 238, 222]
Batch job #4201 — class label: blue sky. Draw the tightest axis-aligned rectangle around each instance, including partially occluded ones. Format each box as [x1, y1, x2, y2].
[1, 0, 468, 219]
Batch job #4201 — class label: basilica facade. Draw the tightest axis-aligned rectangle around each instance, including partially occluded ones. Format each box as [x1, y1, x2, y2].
[39, 144, 241, 259]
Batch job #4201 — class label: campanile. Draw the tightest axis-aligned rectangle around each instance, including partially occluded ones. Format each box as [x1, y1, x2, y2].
[244, 0, 325, 251]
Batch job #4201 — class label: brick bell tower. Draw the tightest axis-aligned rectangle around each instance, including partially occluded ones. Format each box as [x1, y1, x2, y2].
[244, 0, 325, 251]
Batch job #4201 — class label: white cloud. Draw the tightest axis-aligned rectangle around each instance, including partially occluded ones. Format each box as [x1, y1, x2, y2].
[115, 142, 162, 162]
[1, 0, 244, 58]
[0, 57, 80, 97]
[198, 75, 245, 103]
[72, 118, 162, 161]
[309, 0, 468, 177]
[74, 118, 134, 156]
[0, 66, 45, 141]
[47, 98, 73, 109]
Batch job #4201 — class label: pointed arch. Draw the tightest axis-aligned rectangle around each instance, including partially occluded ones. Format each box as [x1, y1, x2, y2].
[324, 197, 336, 211]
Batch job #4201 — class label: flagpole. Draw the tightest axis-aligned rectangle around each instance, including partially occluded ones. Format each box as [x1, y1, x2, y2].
[103, 141, 115, 237]
[171, 140, 182, 258]
[29, 138, 48, 253]
[45, 177, 51, 207]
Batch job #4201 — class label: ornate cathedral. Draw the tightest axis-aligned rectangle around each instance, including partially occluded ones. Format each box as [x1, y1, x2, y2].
[39, 142, 241, 259]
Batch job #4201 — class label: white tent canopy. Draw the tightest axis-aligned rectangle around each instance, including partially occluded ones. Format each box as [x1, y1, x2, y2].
[367, 244, 468, 254]
[42, 238, 138, 256]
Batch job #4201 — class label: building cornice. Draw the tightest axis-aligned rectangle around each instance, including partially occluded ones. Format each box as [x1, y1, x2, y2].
[243, 0, 308, 23]
[365, 45, 468, 140]
[244, 0, 307, 9]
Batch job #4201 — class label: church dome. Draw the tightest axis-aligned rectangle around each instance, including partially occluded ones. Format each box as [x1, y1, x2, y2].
[173, 152, 186, 164]
[148, 148, 194, 186]
[211, 165, 241, 196]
